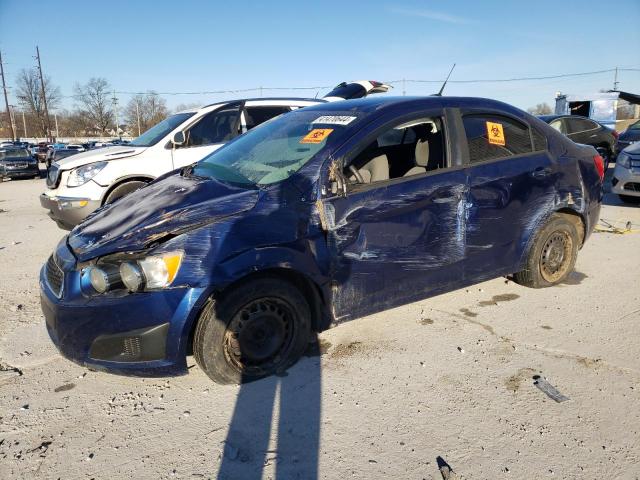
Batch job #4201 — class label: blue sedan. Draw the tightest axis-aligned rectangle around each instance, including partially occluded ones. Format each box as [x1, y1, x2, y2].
[40, 96, 604, 383]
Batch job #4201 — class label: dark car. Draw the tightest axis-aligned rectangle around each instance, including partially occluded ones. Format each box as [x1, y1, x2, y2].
[40, 96, 603, 384]
[0, 148, 40, 179]
[615, 120, 640, 154]
[539, 114, 617, 170]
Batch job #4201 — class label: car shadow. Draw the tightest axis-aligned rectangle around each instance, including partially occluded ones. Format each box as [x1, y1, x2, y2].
[216, 337, 322, 479]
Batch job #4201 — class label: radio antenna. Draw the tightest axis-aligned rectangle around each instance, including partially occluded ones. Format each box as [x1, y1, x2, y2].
[435, 63, 456, 96]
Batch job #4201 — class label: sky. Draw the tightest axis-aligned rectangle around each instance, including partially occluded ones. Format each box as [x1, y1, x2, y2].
[1, 0, 639, 113]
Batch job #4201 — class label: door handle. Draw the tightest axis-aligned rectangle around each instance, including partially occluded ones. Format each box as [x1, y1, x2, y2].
[530, 167, 552, 179]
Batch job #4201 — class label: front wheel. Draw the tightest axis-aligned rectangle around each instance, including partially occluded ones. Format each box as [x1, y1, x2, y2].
[104, 180, 148, 204]
[193, 277, 311, 384]
[513, 214, 580, 288]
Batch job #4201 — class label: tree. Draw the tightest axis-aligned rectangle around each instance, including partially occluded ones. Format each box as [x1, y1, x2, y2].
[124, 91, 169, 136]
[174, 102, 200, 113]
[15, 68, 61, 137]
[527, 103, 553, 115]
[73, 77, 114, 135]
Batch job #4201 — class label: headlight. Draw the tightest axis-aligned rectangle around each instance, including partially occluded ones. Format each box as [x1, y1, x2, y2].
[67, 161, 107, 187]
[84, 251, 183, 294]
[617, 153, 631, 169]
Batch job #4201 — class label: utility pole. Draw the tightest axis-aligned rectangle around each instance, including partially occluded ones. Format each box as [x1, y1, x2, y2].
[35, 46, 53, 141]
[613, 67, 619, 91]
[135, 98, 141, 136]
[0, 50, 16, 141]
[112, 89, 119, 139]
[21, 111, 27, 138]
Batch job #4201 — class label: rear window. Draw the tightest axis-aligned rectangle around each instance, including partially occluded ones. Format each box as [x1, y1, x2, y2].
[462, 114, 533, 164]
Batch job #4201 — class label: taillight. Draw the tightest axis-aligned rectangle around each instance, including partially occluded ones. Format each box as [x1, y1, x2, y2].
[593, 154, 605, 181]
[612, 130, 619, 139]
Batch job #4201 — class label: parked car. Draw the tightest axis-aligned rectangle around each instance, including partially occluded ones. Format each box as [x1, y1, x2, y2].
[611, 142, 640, 203]
[615, 119, 640, 154]
[0, 147, 40, 179]
[40, 96, 603, 384]
[40, 80, 391, 230]
[539, 114, 617, 170]
[65, 144, 86, 152]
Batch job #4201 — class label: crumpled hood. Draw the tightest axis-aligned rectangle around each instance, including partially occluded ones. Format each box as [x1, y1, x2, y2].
[56, 146, 147, 170]
[68, 173, 259, 261]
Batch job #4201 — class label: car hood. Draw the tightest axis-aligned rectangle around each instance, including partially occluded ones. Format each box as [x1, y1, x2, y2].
[55, 146, 147, 171]
[619, 129, 640, 142]
[68, 173, 259, 262]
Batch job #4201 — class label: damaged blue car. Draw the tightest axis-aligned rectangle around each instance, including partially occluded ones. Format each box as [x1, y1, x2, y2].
[40, 96, 604, 384]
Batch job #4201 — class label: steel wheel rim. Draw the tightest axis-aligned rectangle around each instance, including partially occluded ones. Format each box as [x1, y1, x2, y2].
[223, 297, 296, 375]
[539, 230, 573, 283]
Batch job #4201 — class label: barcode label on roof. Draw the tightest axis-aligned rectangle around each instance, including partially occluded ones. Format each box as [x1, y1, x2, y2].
[312, 116, 357, 125]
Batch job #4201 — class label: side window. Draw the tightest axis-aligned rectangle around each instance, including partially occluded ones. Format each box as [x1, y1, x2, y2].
[244, 106, 291, 130]
[549, 119, 565, 134]
[345, 116, 447, 186]
[462, 114, 533, 164]
[185, 106, 241, 147]
[531, 128, 547, 152]
[566, 117, 597, 134]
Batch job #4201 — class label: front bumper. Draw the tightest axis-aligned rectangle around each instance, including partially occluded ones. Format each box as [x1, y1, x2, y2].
[1, 165, 39, 179]
[40, 194, 101, 230]
[40, 241, 210, 376]
[611, 165, 640, 198]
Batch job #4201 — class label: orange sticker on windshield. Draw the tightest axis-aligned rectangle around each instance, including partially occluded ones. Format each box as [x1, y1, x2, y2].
[486, 122, 505, 146]
[300, 128, 333, 144]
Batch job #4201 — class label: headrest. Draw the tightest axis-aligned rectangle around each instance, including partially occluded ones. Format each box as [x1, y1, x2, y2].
[415, 139, 429, 167]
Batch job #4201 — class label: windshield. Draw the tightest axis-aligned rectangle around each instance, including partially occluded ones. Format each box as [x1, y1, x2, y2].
[629, 120, 640, 130]
[129, 112, 196, 147]
[193, 110, 362, 185]
[0, 149, 30, 160]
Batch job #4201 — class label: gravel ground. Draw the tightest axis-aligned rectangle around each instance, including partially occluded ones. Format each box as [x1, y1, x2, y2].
[1, 170, 639, 479]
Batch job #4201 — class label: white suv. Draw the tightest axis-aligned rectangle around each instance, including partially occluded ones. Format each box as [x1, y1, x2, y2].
[40, 81, 390, 229]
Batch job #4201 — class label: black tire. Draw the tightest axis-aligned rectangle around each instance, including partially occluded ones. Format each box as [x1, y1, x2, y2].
[619, 194, 640, 204]
[513, 214, 580, 288]
[193, 277, 311, 384]
[104, 180, 147, 204]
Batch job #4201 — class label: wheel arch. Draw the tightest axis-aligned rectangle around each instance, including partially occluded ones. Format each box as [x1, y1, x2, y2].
[101, 175, 155, 205]
[186, 267, 330, 355]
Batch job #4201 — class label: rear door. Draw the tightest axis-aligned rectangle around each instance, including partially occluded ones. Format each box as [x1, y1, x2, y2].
[170, 103, 242, 169]
[460, 111, 555, 280]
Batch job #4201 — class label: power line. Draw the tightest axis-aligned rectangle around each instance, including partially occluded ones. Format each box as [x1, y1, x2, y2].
[49, 67, 640, 100]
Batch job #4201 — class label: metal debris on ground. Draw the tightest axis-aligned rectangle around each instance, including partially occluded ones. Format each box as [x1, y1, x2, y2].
[437, 456, 461, 480]
[533, 375, 570, 402]
[595, 219, 636, 234]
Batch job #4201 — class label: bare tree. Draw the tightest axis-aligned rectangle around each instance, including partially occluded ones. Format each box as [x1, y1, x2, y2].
[124, 91, 169, 136]
[15, 68, 61, 136]
[527, 103, 553, 115]
[174, 102, 201, 113]
[73, 78, 114, 135]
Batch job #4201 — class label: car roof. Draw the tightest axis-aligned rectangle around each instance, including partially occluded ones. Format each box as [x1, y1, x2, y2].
[298, 95, 526, 116]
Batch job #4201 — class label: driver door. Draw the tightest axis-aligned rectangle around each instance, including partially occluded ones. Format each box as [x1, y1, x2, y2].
[319, 110, 468, 321]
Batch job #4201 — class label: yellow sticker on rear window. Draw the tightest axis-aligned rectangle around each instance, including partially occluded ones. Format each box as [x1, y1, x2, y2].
[300, 128, 333, 144]
[486, 121, 505, 146]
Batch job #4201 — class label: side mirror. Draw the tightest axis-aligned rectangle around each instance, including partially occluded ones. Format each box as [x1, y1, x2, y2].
[172, 131, 186, 147]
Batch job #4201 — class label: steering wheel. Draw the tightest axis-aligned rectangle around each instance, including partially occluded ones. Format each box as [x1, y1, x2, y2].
[349, 165, 365, 184]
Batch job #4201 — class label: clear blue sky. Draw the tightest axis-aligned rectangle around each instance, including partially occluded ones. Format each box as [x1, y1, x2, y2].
[1, 0, 639, 112]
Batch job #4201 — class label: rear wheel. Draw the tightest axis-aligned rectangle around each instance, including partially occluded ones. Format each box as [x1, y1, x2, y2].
[513, 214, 580, 288]
[104, 180, 148, 204]
[193, 277, 311, 384]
